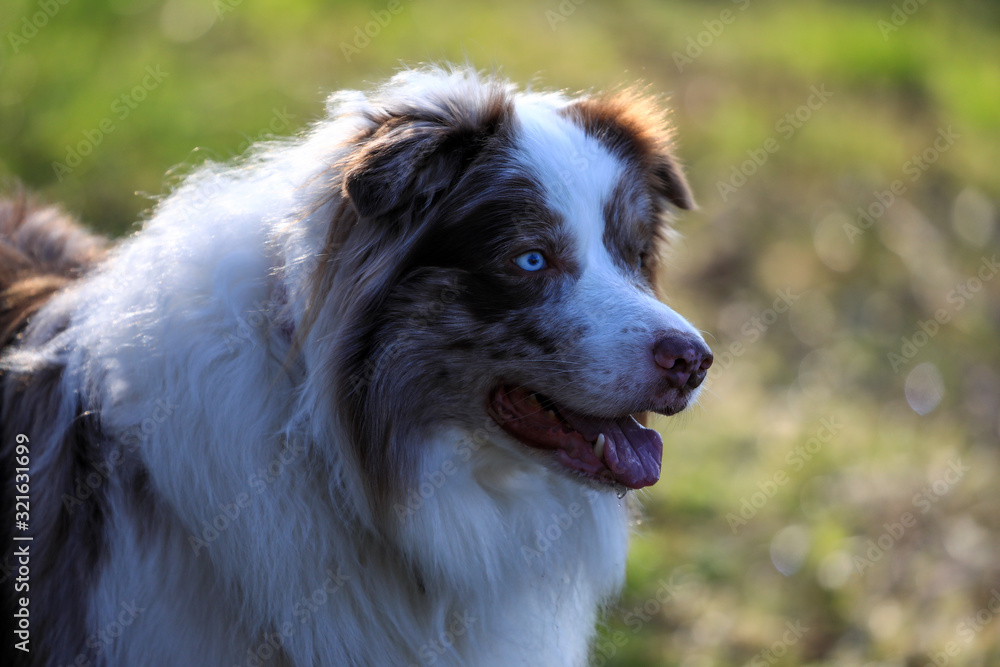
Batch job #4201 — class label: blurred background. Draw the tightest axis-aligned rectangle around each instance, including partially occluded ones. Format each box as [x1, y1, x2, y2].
[2, 0, 998, 664]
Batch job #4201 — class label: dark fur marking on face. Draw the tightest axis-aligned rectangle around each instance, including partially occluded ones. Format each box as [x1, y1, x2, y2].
[316, 81, 535, 517]
[601, 178, 650, 273]
[515, 319, 562, 358]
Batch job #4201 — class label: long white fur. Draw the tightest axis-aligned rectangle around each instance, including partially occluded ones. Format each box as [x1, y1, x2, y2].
[2, 67, 684, 666]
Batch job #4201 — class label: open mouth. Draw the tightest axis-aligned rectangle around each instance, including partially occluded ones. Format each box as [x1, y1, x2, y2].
[486, 385, 665, 489]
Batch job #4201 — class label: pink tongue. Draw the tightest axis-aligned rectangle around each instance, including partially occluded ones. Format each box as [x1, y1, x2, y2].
[566, 414, 663, 489]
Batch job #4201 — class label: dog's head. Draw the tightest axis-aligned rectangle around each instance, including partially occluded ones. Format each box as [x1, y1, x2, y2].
[309, 68, 711, 511]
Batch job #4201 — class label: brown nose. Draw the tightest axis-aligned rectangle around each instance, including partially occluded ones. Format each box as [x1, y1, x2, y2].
[652, 333, 713, 389]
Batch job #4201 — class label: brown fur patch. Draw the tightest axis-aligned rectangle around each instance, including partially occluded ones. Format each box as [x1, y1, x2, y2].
[601, 176, 680, 301]
[0, 274, 68, 346]
[0, 194, 107, 346]
[560, 88, 695, 211]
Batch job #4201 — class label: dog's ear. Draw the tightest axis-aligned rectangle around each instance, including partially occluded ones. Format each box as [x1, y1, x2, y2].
[343, 107, 508, 220]
[651, 153, 695, 211]
[343, 120, 449, 219]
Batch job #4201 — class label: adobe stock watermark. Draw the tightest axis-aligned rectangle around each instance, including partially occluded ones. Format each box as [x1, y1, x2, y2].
[214, 0, 243, 20]
[925, 588, 1000, 667]
[6, 0, 73, 55]
[522, 507, 586, 564]
[237, 623, 295, 667]
[550, 142, 608, 198]
[843, 126, 959, 242]
[347, 278, 461, 392]
[167, 159, 264, 225]
[622, 569, 695, 630]
[233, 107, 296, 155]
[52, 65, 170, 181]
[745, 619, 810, 667]
[878, 0, 930, 40]
[726, 415, 842, 534]
[593, 569, 696, 666]
[232, 567, 349, 667]
[86, 600, 146, 660]
[290, 567, 350, 626]
[672, 0, 752, 73]
[714, 288, 800, 375]
[340, 0, 407, 62]
[887, 255, 998, 373]
[520, 495, 600, 563]
[188, 436, 309, 557]
[545, 0, 586, 31]
[717, 84, 833, 202]
[393, 417, 502, 519]
[54, 599, 146, 666]
[406, 610, 477, 667]
[222, 292, 293, 353]
[61, 399, 177, 515]
[853, 457, 969, 575]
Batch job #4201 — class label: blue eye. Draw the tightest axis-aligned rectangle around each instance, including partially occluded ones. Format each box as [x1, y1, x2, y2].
[513, 250, 547, 272]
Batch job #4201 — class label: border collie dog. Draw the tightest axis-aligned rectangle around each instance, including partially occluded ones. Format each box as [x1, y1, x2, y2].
[0, 66, 711, 666]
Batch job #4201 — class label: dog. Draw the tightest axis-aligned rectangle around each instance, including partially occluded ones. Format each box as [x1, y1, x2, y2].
[0, 66, 712, 666]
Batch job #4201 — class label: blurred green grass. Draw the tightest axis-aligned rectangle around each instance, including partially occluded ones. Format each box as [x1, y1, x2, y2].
[3, 0, 999, 665]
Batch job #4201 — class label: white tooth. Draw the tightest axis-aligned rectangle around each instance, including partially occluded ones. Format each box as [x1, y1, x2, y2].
[594, 433, 606, 460]
[546, 409, 557, 419]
